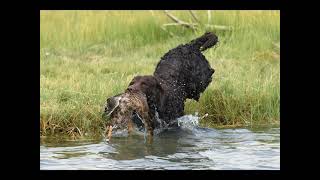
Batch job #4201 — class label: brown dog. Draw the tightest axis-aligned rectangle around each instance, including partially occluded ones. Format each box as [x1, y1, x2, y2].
[103, 90, 153, 141]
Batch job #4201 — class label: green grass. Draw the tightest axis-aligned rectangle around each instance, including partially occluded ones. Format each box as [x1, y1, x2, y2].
[40, 10, 280, 137]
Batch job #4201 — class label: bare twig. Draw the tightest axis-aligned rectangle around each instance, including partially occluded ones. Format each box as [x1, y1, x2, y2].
[189, 10, 200, 24]
[164, 10, 196, 29]
[163, 23, 198, 27]
[205, 24, 233, 31]
[200, 113, 209, 120]
[75, 126, 83, 136]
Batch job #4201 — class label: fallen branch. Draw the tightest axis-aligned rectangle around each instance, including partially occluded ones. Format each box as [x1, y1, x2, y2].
[162, 11, 232, 35]
[163, 23, 198, 27]
[189, 10, 201, 24]
[164, 10, 196, 29]
[205, 24, 233, 31]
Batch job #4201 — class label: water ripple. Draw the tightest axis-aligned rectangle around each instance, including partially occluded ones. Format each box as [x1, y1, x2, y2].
[40, 115, 280, 170]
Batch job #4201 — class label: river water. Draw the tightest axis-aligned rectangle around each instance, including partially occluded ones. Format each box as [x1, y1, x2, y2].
[40, 115, 280, 170]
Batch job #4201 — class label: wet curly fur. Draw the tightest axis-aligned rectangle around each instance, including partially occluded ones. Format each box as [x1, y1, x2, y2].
[127, 32, 218, 128]
[104, 32, 218, 138]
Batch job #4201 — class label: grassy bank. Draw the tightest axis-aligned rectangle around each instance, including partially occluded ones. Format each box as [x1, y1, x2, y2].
[40, 10, 280, 138]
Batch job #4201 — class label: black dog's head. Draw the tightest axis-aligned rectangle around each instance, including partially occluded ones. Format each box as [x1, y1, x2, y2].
[184, 66, 215, 101]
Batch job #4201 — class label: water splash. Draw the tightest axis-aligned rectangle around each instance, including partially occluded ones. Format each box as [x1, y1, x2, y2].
[176, 112, 200, 131]
[153, 108, 169, 135]
[102, 111, 202, 142]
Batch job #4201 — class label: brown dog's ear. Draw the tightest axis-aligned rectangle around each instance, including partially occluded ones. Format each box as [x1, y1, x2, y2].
[104, 95, 122, 116]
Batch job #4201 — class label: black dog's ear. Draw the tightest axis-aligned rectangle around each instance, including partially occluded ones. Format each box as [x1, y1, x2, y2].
[154, 78, 164, 93]
[211, 68, 215, 75]
[145, 77, 163, 97]
[156, 82, 164, 94]
[193, 94, 200, 102]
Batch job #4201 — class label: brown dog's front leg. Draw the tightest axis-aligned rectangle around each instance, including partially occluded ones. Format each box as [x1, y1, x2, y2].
[106, 125, 113, 142]
[147, 127, 153, 137]
[146, 128, 154, 144]
[127, 119, 134, 134]
[142, 112, 154, 144]
[146, 135, 153, 144]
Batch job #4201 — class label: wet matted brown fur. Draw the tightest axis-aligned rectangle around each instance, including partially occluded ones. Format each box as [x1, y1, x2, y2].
[104, 90, 153, 141]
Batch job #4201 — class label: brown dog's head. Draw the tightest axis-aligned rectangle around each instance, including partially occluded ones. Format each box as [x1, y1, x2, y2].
[127, 75, 164, 111]
[127, 75, 162, 94]
[102, 91, 150, 141]
[102, 75, 162, 141]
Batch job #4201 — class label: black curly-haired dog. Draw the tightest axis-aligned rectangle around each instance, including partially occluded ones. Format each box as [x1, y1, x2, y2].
[103, 32, 218, 139]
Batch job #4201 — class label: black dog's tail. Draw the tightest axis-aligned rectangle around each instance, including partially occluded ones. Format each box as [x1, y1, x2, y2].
[188, 32, 219, 52]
